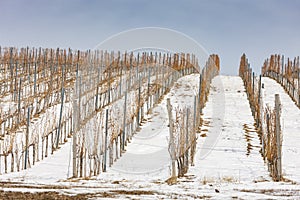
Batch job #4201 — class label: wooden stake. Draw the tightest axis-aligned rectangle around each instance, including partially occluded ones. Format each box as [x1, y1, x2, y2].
[167, 98, 176, 179]
[56, 88, 64, 148]
[185, 108, 189, 169]
[122, 91, 127, 151]
[275, 94, 282, 181]
[103, 109, 109, 172]
[25, 107, 30, 169]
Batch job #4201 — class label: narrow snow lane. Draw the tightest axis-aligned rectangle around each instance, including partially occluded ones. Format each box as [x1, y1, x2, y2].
[192, 75, 270, 182]
[106, 101, 171, 179]
[262, 77, 300, 183]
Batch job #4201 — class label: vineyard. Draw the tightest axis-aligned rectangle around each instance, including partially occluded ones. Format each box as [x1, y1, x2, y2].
[262, 54, 300, 107]
[0, 47, 300, 199]
[0, 47, 220, 178]
[239, 53, 300, 182]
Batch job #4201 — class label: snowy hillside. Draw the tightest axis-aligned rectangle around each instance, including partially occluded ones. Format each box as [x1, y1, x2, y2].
[0, 75, 299, 199]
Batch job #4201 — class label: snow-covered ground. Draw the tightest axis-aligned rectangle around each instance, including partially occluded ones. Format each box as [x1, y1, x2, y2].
[194, 76, 270, 182]
[262, 77, 300, 183]
[0, 75, 299, 199]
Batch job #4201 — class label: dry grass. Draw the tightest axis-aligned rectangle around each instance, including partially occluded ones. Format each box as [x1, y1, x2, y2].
[0, 189, 157, 200]
[238, 188, 299, 197]
[200, 133, 207, 137]
[165, 176, 178, 185]
[201, 177, 215, 185]
[222, 176, 237, 183]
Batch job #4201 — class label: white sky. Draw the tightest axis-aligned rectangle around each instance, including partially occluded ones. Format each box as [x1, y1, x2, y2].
[0, 0, 299, 75]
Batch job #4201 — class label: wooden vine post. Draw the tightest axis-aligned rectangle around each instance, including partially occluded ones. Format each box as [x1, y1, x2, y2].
[185, 108, 189, 172]
[275, 94, 282, 181]
[166, 98, 176, 183]
[103, 109, 109, 172]
[24, 107, 30, 169]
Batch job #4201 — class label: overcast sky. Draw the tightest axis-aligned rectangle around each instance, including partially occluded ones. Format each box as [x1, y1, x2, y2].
[1, 0, 299, 74]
